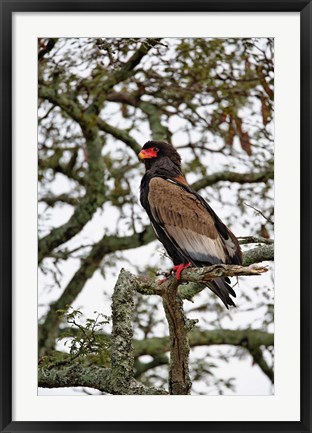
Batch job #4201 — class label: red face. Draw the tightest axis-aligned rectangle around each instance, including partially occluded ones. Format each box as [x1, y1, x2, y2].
[138, 147, 159, 160]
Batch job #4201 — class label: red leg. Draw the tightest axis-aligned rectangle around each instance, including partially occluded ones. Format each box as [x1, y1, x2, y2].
[172, 262, 192, 280]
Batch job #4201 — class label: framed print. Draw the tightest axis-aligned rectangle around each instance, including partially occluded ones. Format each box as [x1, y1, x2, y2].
[1, 1, 311, 432]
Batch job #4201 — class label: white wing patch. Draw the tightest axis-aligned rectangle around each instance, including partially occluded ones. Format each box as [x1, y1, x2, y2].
[165, 225, 227, 263]
[223, 236, 237, 257]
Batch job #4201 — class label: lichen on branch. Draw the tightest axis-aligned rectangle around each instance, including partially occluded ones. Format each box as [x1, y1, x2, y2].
[39, 258, 273, 394]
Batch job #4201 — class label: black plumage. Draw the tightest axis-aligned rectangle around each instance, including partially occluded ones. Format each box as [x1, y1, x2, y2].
[139, 140, 242, 308]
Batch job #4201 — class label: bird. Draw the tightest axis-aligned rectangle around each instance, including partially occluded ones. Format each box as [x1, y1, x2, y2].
[138, 140, 242, 308]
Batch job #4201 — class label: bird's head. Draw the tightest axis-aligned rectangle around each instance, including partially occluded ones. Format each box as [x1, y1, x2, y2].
[138, 141, 181, 169]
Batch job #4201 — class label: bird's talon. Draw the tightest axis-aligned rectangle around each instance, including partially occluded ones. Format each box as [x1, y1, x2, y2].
[172, 262, 192, 280]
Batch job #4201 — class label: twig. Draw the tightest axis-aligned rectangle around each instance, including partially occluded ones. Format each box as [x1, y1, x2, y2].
[238, 236, 273, 245]
[244, 202, 274, 225]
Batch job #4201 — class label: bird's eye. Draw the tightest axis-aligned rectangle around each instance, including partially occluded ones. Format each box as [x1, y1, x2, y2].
[153, 147, 159, 152]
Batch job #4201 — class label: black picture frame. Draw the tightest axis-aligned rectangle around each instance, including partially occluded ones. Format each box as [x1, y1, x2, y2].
[1, 1, 311, 432]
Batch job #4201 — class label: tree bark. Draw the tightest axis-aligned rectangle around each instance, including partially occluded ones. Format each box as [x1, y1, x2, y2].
[110, 269, 136, 393]
[38, 364, 167, 395]
[162, 280, 192, 395]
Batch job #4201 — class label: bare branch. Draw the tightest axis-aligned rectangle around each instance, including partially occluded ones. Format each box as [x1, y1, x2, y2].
[97, 117, 141, 153]
[244, 202, 274, 225]
[191, 167, 274, 190]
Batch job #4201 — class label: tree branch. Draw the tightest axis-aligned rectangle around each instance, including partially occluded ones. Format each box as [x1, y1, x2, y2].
[244, 202, 274, 225]
[139, 100, 171, 141]
[39, 268, 168, 395]
[133, 328, 273, 357]
[247, 346, 274, 383]
[38, 364, 167, 395]
[161, 279, 192, 394]
[37, 91, 106, 263]
[116, 261, 269, 394]
[191, 166, 274, 190]
[57, 327, 274, 358]
[177, 263, 268, 285]
[110, 269, 136, 392]
[39, 193, 79, 208]
[43, 256, 273, 394]
[132, 242, 273, 304]
[242, 244, 273, 266]
[238, 236, 273, 245]
[135, 260, 271, 300]
[97, 117, 141, 153]
[38, 140, 105, 262]
[38, 84, 86, 125]
[134, 355, 169, 378]
[38, 41, 163, 262]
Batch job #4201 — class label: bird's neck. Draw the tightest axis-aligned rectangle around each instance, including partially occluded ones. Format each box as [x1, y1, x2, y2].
[144, 156, 183, 178]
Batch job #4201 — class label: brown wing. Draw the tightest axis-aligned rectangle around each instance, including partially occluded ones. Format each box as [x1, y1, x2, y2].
[148, 177, 236, 265]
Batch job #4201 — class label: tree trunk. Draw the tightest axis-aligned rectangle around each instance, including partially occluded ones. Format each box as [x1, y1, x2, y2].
[162, 280, 191, 395]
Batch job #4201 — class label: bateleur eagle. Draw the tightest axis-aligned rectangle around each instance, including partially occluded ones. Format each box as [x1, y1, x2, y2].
[138, 140, 242, 308]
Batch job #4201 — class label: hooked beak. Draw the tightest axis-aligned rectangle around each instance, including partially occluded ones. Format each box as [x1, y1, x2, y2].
[138, 148, 158, 160]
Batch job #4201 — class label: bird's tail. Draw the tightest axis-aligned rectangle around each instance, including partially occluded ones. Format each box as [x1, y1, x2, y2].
[207, 277, 236, 309]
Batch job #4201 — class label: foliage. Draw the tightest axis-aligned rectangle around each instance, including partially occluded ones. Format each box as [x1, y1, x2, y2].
[57, 307, 110, 357]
